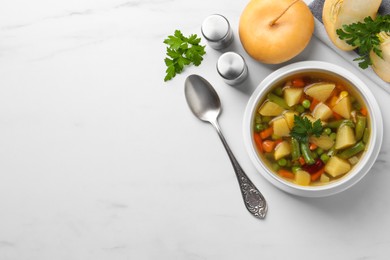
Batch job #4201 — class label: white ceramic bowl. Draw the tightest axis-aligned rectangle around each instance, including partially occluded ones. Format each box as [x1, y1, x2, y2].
[243, 61, 383, 197]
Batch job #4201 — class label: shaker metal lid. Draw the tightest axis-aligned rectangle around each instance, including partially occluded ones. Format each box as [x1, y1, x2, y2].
[217, 52, 246, 80]
[201, 14, 229, 42]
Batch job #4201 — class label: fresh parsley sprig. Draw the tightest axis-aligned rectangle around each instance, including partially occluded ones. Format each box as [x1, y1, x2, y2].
[290, 115, 323, 143]
[163, 30, 206, 81]
[336, 15, 390, 69]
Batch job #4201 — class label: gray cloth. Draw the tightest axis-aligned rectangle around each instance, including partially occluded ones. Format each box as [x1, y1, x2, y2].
[308, 0, 390, 93]
[309, 0, 325, 23]
[379, 0, 390, 14]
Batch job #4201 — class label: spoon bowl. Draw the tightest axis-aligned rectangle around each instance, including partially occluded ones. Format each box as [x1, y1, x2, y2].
[184, 75, 221, 122]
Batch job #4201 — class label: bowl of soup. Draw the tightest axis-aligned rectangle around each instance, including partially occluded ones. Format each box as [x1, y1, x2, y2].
[243, 61, 383, 197]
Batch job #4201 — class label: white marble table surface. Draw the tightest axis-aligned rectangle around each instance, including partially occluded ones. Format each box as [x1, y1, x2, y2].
[0, 0, 389, 259]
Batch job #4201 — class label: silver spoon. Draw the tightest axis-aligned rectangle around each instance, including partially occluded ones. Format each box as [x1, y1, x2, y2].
[184, 74, 267, 219]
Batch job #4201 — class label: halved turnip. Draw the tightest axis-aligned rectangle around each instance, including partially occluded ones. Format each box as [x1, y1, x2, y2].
[322, 0, 381, 51]
[371, 32, 390, 82]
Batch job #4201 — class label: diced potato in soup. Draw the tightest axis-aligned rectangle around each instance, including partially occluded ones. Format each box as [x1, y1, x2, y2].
[284, 87, 303, 106]
[253, 74, 369, 186]
[304, 82, 335, 102]
[325, 156, 351, 177]
[274, 141, 291, 160]
[332, 96, 352, 119]
[283, 111, 298, 129]
[295, 170, 311, 186]
[258, 101, 284, 116]
[271, 117, 290, 137]
[335, 124, 356, 149]
[312, 103, 332, 121]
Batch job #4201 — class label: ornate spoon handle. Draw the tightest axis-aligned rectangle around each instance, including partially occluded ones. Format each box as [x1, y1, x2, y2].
[211, 119, 268, 219]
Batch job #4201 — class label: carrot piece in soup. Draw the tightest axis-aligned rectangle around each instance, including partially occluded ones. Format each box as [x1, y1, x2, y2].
[260, 126, 273, 139]
[254, 133, 263, 153]
[298, 156, 306, 165]
[309, 143, 318, 150]
[262, 140, 276, 153]
[311, 167, 325, 181]
[360, 107, 368, 116]
[292, 78, 305, 87]
[278, 169, 295, 179]
[310, 98, 319, 111]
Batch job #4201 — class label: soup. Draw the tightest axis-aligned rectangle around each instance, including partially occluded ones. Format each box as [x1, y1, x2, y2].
[253, 73, 369, 186]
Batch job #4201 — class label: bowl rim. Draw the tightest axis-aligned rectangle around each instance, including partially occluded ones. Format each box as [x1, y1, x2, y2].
[243, 61, 383, 197]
